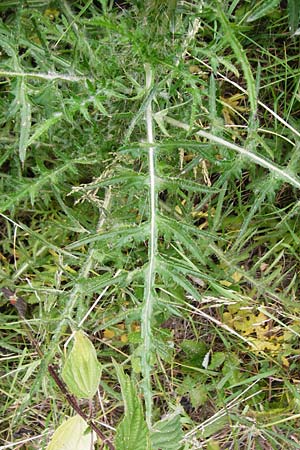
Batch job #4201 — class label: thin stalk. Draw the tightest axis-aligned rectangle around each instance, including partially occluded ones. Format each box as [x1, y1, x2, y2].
[142, 63, 157, 427]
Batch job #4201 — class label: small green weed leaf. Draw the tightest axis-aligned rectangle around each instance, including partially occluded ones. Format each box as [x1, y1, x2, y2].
[216, 56, 240, 78]
[93, 96, 109, 115]
[151, 411, 183, 450]
[180, 340, 208, 367]
[208, 352, 225, 370]
[154, 110, 171, 137]
[19, 80, 31, 165]
[177, 375, 198, 397]
[180, 340, 207, 356]
[207, 440, 221, 450]
[114, 361, 150, 450]
[62, 331, 101, 399]
[21, 359, 41, 383]
[247, 0, 280, 22]
[46, 414, 96, 450]
[128, 330, 142, 344]
[190, 384, 208, 408]
[218, 353, 242, 388]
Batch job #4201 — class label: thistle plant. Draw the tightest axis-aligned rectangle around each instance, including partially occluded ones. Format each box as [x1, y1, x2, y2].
[1, 1, 300, 449]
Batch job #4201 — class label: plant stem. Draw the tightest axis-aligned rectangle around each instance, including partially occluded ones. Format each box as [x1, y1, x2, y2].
[0, 70, 91, 82]
[142, 63, 157, 427]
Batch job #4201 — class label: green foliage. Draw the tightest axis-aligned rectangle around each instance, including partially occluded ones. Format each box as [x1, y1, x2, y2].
[62, 331, 102, 399]
[114, 362, 150, 450]
[246, 0, 280, 23]
[287, 0, 300, 35]
[215, 4, 257, 113]
[18, 79, 32, 165]
[1, 1, 300, 449]
[150, 412, 183, 450]
[46, 415, 95, 450]
[180, 340, 208, 367]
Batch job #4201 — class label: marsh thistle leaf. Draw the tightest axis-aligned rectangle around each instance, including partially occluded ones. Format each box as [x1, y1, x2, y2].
[62, 331, 101, 399]
[47, 414, 96, 450]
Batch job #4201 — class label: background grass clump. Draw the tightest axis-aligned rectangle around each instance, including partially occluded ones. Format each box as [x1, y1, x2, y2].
[1, 0, 300, 449]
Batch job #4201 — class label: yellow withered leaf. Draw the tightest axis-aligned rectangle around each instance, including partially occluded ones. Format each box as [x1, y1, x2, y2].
[103, 329, 115, 339]
[231, 271, 242, 283]
[220, 280, 232, 287]
[120, 334, 128, 343]
[44, 9, 60, 20]
[175, 205, 182, 215]
[62, 331, 101, 399]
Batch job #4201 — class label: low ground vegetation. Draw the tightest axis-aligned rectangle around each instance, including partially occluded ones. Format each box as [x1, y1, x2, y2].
[1, 1, 300, 449]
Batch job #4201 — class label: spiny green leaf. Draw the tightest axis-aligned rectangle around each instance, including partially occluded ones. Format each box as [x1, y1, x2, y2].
[160, 176, 220, 194]
[66, 223, 149, 250]
[196, 130, 300, 190]
[77, 272, 127, 295]
[158, 214, 218, 240]
[159, 259, 202, 300]
[27, 113, 63, 147]
[0, 159, 80, 212]
[216, 3, 257, 113]
[82, 172, 148, 189]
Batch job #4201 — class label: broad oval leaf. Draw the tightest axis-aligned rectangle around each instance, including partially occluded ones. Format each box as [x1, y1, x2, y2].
[47, 414, 96, 450]
[62, 331, 101, 399]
